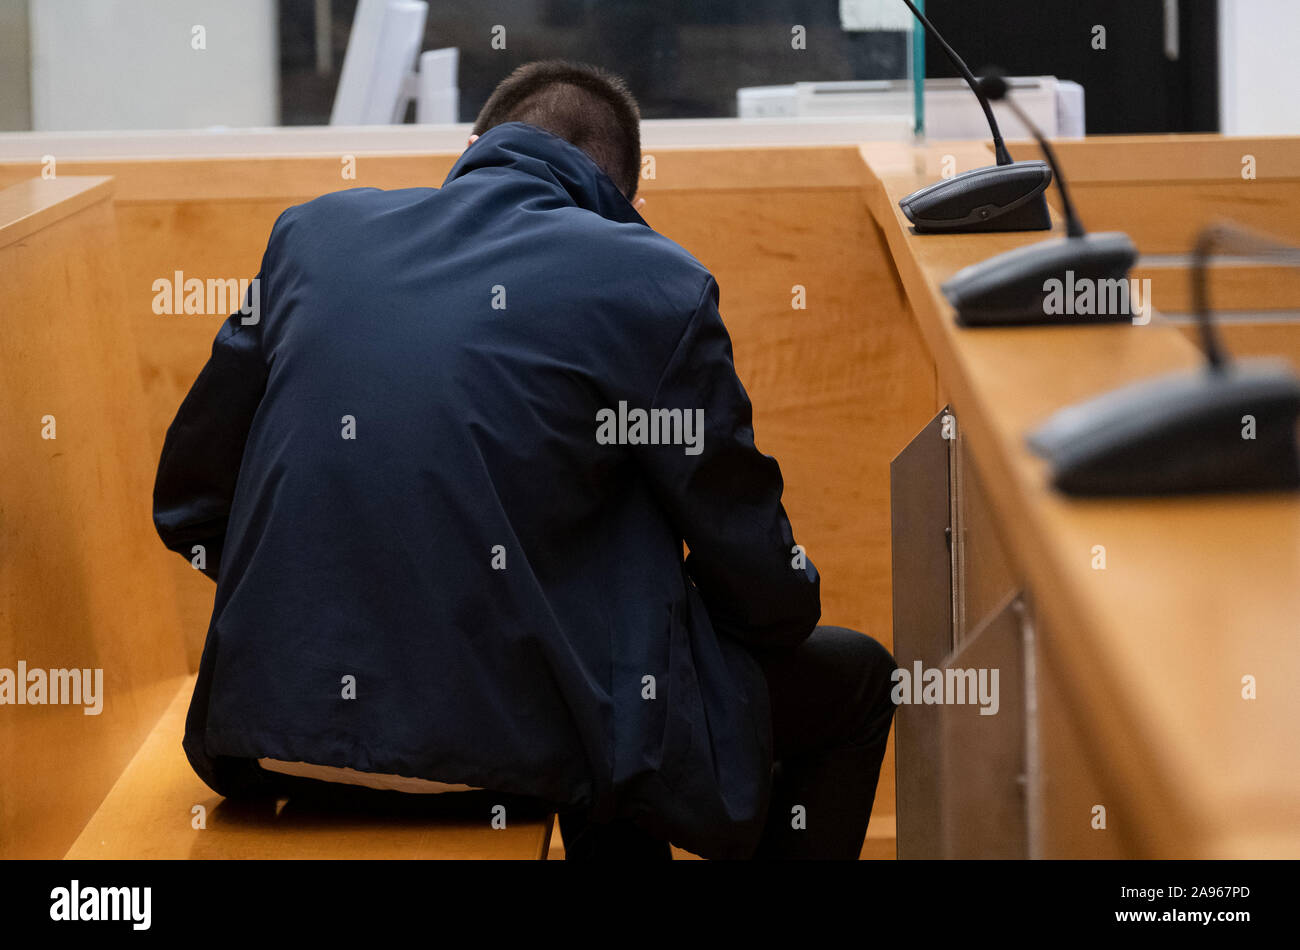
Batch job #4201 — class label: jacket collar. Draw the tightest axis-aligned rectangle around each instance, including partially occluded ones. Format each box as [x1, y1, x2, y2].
[443, 121, 646, 227]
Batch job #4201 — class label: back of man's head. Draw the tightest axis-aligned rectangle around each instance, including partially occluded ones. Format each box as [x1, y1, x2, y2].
[471, 60, 642, 202]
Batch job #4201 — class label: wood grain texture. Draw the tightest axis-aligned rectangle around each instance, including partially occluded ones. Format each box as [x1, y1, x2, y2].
[1179, 320, 1300, 374]
[643, 187, 937, 821]
[861, 139, 1300, 857]
[1073, 182, 1300, 255]
[1026, 135, 1300, 255]
[0, 176, 114, 248]
[16, 133, 1296, 858]
[66, 677, 555, 860]
[0, 145, 866, 202]
[0, 178, 188, 858]
[0, 153, 933, 734]
[3, 146, 924, 838]
[1136, 263, 1300, 314]
[1048, 135, 1300, 182]
[1035, 617, 1130, 858]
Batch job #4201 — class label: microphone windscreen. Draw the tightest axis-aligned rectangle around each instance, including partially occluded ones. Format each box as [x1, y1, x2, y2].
[979, 70, 1009, 102]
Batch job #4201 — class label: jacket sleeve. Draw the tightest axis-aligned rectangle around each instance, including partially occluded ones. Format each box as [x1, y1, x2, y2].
[634, 276, 821, 650]
[152, 226, 280, 581]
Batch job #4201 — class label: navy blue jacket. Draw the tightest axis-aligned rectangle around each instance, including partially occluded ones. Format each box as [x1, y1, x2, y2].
[154, 121, 820, 859]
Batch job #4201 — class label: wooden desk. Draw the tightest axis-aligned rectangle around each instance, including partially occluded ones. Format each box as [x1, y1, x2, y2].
[4, 132, 1295, 859]
[863, 140, 1300, 858]
[0, 177, 189, 858]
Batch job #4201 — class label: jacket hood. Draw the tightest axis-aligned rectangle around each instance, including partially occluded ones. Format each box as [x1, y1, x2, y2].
[443, 121, 647, 227]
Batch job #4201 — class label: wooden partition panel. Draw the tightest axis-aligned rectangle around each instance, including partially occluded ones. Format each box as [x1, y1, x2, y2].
[0, 177, 189, 858]
[1047, 136, 1300, 252]
[645, 170, 939, 824]
[0, 146, 933, 830]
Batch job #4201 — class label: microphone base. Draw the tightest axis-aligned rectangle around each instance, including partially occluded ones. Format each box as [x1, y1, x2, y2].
[1026, 359, 1300, 495]
[941, 232, 1140, 327]
[901, 160, 1054, 234]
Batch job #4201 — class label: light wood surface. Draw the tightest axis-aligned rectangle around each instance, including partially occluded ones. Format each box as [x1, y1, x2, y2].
[650, 184, 938, 820]
[66, 676, 555, 860]
[0, 175, 115, 245]
[1135, 263, 1300, 315]
[1045, 135, 1300, 252]
[0, 145, 927, 830]
[0, 145, 867, 202]
[1177, 321, 1300, 376]
[9, 133, 1296, 860]
[0, 177, 188, 858]
[1048, 135, 1300, 180]
[861, 139, 1300, 857]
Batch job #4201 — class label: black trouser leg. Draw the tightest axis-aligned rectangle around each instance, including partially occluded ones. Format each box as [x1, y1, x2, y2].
[751, 625, 898, 859]
[557, 809, 672, 861]
[561, 625, 897, 861]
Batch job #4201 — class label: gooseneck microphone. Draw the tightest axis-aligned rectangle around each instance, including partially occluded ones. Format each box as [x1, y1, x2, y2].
[1025, 220, 1300, 495]
[898, 0, 1012, 166]
[895, 2, 1053, 234]
[1190, 222, 1300, 370]
[980, 70, 1083, 238]
[938, 68, 1137, 327]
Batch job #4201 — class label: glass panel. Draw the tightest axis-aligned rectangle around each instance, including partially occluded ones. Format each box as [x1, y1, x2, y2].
[3, 0, 922, 133]
[911, 0, 926, 136]
[284, 0, 919, 126]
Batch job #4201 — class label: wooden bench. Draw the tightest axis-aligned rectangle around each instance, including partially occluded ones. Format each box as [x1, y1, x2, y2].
[0, 176, 552, 860]
[66, 676, 555, 860]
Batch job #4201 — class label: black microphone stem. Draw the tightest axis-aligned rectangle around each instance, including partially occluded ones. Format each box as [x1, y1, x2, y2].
[997, 94, 1086, 239]
[898, 0, 1014, 167]
[1191, 226, 1232, 371]
[1192, 223, 1300, 372]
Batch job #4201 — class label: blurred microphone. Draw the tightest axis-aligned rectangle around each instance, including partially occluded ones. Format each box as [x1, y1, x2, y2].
[1027, 220, 1300, 495]
[939, 69, 1137, 327]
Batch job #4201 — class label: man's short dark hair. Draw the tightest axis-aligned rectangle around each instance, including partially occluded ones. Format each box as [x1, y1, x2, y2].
[472, 60, 642, 201]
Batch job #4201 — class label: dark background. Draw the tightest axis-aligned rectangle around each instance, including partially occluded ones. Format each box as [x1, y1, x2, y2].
[923, 0, 1219, 133]
[277, 1, 1219, 132]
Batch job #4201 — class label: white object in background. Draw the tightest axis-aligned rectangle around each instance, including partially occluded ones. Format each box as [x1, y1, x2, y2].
[1164, 0, 1181, 61]
[925, 77, 1064, 139]
[1219, 0, 1300, 135]
[738, 77, 1084, 139]
[1055, 81, 1086, 139]
[29, 0, 277, 132]
[415, 48, 459, 124]
[331, 0, 428, 125]
[330, 0, 385, 123]
[838, 0, 917, 31]
[735, 85, 799, 118]
[377, 2, 428, 123]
